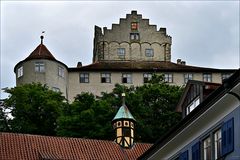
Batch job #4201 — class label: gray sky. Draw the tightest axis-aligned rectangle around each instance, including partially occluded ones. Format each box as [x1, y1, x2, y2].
[1, 1, 239, 99]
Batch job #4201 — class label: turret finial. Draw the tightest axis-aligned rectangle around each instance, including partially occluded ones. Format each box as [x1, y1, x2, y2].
[122, 93, 126, 105]
[40, 31, 45, 44]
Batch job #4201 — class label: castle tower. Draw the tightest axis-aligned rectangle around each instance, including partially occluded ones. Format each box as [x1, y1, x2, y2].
[14, 35, 69, 99]
[112, 93, 136, 148]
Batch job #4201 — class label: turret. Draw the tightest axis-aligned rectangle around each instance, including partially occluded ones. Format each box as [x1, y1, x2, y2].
[112, 93, 136, 148]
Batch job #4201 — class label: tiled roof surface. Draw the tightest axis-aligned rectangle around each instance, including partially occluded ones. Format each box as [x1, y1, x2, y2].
[25, 44, 56, 61]
[0, 132, 152, 160]
[69, 61, 235, 72]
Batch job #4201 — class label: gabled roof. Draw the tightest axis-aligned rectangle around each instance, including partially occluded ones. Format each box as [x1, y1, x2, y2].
[69, 60, 236, 72]
[113, 105, 136, 121]
[25, 44, 56, 61]
[0, 132, 152, 160]
[139, 69, 240, 160]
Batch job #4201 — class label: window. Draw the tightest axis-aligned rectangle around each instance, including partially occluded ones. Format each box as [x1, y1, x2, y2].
[143, 73, 152, 83]
[214, 129, 222, 159]
[179, 150, 188, 160]
[221, 73, 231, 81]
[117, 48, 125, 59]
[184, 73, 193, 83]
[101, 73, 111, 83]
[203, 137, 211, 160]
[52, 87, 60, 92]
[35, 62, 45, 72]
[58, 66, 64, 78]
[192, 142, 201, 160]
[17, 66, 23, 78]
[122, 73, 132, 84]
[145, 49, 154, 57]
[221, 118, 234, 156]
[130, 33, 140, 41]
[131, 22, 138, 30]
[122, 128, 131, 137]
[164, 73, 173, 83]
[203, 73, 212, 82]
[186, 97, 200, 115]
[80, 73, 89, 83]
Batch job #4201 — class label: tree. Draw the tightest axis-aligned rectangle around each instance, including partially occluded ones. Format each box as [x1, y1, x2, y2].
[4, 83, 66, 136]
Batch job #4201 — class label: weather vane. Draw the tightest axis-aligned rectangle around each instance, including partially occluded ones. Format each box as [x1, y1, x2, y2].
[40, 31, 45, 44]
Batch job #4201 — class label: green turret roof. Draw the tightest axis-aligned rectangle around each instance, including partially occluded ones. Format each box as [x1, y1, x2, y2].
[113, 105, 136, 121]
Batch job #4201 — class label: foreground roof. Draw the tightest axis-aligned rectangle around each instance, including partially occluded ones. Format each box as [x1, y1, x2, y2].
[69, 60, 236, 72]
[0, 132, 152, 160]
[139, 69, 240, 159]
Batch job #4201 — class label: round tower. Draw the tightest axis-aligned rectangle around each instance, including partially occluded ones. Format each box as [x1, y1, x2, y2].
[112, 93, 136, 148]
[14, 35, 69, 99]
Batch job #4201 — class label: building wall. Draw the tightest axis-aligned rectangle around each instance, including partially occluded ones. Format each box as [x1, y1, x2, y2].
[147, 82, 240, 160]
[93, 11, 171, 62]
[15, 60, 68, 99]
[67, 71, 226, 102]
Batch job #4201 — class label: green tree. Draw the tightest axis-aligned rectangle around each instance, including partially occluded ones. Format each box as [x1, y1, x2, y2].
[4, 83, 66, 136]
[0, 103, 10, 132]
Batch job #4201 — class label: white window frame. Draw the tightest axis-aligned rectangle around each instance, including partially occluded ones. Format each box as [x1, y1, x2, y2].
[184, 73, 193, 83]
[164, 73, 173, 83]
[186, 97, 200, 115]
[122, 73, 132, 84]
[58, 66, 64, 78]
[203, 137, 211, 160]
[130, 33, 140, 41]
[80, 73, 89, 83]
[145, 49, 154, 57]
[35, 62, 45, 72]
[117, 48, 125, 59]
[101, 73, 111, 83]
[214, 129, 222, 160]
[203, 73, 212, 82]
[52, 87, 60, 92]
[17, 66, 23, 78]
[143, 73, 152, 83]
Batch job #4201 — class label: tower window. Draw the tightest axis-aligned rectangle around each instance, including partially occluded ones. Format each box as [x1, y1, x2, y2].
[117, 48, 125, 59]
[145, 49, 154, 57]
[122, 73, 132, 84]
[58, 66, 64, 78]
[130, 33, 140, 41]
[80, 73, 89, 83]
[131, 22, 138, 30]
[17, 66, 23, 78]
[35, 62, 45, 72]
[101, 73, 111, 83]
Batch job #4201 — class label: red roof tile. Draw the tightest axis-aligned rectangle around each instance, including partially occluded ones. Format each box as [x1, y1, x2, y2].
[25, 44, 56, 61]
[0, 132, 152, 160]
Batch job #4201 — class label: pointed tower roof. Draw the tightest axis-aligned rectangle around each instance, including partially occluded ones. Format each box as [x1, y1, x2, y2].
[112, 93, 136, 121]
[24, 36, 56, 61]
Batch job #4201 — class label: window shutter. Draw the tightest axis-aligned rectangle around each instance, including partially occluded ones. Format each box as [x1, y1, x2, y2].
[179, 150, 188, 160]
[192, 142, 200, 160]
[221, 118, 234, 156]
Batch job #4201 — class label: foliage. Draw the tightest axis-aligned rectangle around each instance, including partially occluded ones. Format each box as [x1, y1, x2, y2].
[3, 83, 66, 136]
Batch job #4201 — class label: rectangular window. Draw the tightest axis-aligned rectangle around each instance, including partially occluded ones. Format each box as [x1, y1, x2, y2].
[192, 142, 201, 160]
[184, 73, 193, 83]
[130, 33, 140, 41]
[143, 73, 152, 83]
[122, 73, 132, 84]
[52, 87, 60, 92]
[203, 137, 211, 160]
[35, 62, 45, 72]
[101, 73, 111, 83]
[131, 22, 138, 30]
[80, 73, 89, 83]
[145, 49, 154, 57]
[164, 73, 173, 83]
[17, 66, 23, 78]
[58, 66, 64, 78]
[214, 129, 222, 159]
[186, 97, 200, 115]
[117, 48, 125, 59]
[203, 73, 212, 82]
[221, 118, 234, 156]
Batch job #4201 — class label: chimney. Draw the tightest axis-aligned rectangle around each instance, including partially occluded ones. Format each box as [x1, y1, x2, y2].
[77, 62, 82, 68]
[177, 59, 181, 64]
[181, 61, 186, 65]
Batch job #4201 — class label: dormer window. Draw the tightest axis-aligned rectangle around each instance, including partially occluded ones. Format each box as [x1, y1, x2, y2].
[131, 22, 138, 30]
[186, 97, 200, 115]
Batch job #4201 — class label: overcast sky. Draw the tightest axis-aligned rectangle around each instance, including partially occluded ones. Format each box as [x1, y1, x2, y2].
[1, 1, 239, 99]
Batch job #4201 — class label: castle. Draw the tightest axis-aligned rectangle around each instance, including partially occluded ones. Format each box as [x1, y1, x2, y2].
[14, 11, 236, 102]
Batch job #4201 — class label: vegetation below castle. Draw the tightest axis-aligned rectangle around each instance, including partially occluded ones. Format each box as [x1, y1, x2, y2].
[1, 75, 183, 143]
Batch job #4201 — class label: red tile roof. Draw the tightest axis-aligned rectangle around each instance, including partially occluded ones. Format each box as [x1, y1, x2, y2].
[69, 61, 235, 72]
[0, 132, 152, 160]
[25, 44, 56, 61]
